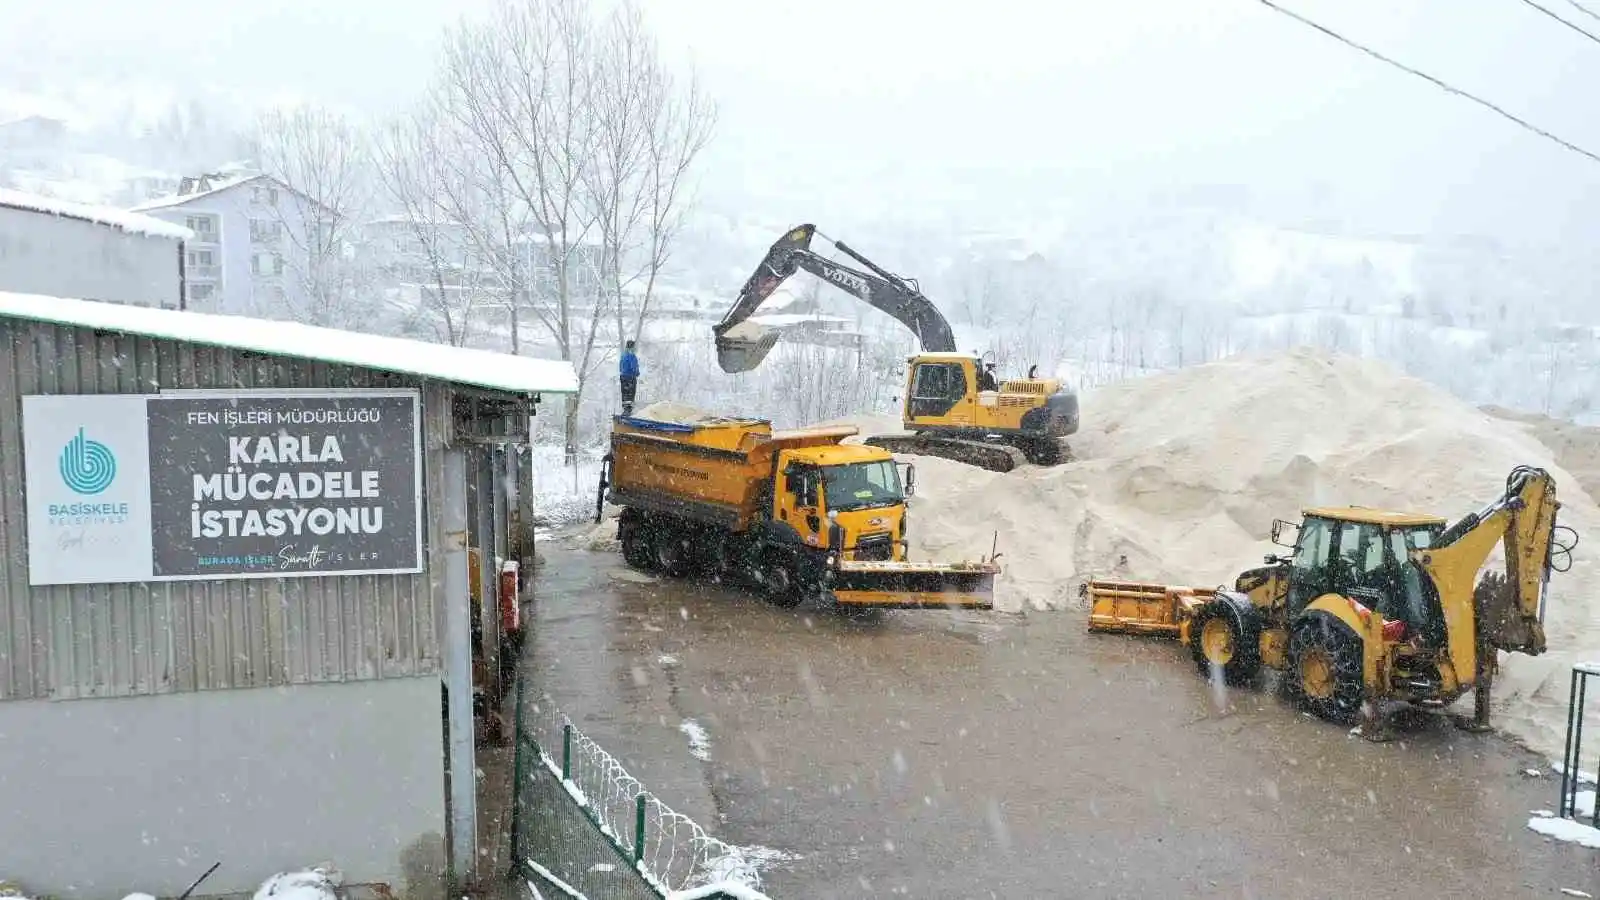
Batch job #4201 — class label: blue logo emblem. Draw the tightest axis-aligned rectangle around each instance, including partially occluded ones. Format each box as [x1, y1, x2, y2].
[59, 427, 117, 495]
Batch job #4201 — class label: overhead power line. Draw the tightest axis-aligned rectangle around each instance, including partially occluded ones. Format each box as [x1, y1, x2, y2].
[1517, 0, 1600, 47]
[1256, 0, 1600, 166]
[1566, 0, 1600, 24]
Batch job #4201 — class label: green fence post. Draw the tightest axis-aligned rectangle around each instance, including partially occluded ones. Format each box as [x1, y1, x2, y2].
[507, 672, 527, 877]
[634, 793, 647, 865]
[562, 722, 573, 781]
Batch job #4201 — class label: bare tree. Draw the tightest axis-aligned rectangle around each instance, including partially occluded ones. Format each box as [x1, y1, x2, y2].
[255, 105, 375, 328]
[436, 0, 714, 458]
[374, 107, 489, 347]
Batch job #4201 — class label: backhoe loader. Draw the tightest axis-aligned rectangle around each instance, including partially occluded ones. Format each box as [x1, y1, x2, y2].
[1083, 466, 1578, 738]
[713, 224, 1080, 472]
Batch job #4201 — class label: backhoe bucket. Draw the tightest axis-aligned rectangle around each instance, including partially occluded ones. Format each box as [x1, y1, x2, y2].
[714, 320, 782, 374]
[1083, 578, 1215, 637]
[830, 559, 999, 610]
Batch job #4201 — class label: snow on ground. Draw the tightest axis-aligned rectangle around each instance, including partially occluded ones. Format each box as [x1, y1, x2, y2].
[529, 444, 606, 526]
[1529, 813, 1600, 849]
[252, 868, 340, 900]
[679, 719, 712, 761]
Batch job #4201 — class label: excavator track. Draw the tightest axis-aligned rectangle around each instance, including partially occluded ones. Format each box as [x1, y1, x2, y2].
[863, 434, 1030, 473]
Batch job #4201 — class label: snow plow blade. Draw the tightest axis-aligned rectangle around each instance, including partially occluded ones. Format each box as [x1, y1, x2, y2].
[1082, 578, 1216, 637]
[831, 559, 999, 610]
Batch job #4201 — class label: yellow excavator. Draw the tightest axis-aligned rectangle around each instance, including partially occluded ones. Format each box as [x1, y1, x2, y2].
[1084, 466, 1578, 738]
[713, 224, 1080, 472]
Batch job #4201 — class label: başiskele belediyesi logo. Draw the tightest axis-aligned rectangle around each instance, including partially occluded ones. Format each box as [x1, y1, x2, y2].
[58, 427, 118, 495]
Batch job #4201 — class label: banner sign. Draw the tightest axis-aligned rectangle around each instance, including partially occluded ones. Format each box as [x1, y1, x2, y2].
[23, 390, 424, 586]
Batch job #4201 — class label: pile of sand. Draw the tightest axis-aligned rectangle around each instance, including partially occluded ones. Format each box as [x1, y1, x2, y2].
[865, 348, 1596, 760]
[632, 400, 717, 426]
[1483, 405, 1600, 507]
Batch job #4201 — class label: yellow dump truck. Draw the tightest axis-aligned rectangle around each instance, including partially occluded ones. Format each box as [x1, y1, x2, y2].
[594, 413, 999, 609]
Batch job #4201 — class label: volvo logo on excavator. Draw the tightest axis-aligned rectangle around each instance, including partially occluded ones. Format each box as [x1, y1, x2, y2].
[821, 264, 869, 294]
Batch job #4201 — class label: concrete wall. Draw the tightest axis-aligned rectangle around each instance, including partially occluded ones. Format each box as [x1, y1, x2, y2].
[0, 676, 447, 899]
[0, 206, 181, 307]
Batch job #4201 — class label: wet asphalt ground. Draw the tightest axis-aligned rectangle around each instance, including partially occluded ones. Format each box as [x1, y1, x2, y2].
[523, 535, 1600, 899]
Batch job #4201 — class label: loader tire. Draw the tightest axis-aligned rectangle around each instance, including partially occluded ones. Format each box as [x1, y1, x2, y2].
[1191, 604, 1261, 686]
[1289, 613, 1365, 724]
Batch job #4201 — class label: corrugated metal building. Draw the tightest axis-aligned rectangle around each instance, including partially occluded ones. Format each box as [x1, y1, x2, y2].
[0, 291, 578, 899]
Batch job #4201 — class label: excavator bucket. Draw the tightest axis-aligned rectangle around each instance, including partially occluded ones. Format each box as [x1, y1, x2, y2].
[713, 225, 816, 374]
[1083, 578, 1215, 637]
[715, 320, 782, 374]
[830, 559, 999, 610]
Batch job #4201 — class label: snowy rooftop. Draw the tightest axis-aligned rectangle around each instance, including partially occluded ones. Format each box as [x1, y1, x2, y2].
[0, 291, 579, 395]
[0, 188, 194, 241]
[131, 173, 266, 212]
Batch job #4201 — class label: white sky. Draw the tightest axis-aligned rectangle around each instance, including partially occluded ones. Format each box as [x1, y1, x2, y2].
[4, 0, 1599, 242]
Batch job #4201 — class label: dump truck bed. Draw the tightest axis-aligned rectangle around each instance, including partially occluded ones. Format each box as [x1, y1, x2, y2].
[608, 415, 862, 531]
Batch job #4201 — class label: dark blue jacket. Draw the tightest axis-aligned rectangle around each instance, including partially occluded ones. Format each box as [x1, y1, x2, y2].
[619, 350, 640, 379]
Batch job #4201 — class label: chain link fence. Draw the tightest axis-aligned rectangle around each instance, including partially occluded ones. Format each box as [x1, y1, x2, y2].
[509, 676, 776, 900]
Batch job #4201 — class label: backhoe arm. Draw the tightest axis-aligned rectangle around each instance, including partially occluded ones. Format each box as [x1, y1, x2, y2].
[713, 224, 957, 373]
[1419, 466, 1565, 673]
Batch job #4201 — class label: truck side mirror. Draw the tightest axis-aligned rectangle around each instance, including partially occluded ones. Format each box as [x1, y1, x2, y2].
[902, 463, 917, 497]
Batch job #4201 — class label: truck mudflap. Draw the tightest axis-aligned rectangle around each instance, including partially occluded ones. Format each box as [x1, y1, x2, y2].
[829, 560, 1000, 610]
[1082, 578, 1216, 636]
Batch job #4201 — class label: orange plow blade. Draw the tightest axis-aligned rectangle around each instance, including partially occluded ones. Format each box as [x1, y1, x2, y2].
[1082, 578, 1216, 637]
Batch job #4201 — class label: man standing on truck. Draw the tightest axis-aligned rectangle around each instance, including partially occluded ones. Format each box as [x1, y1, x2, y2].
[619, 339, 640, 415]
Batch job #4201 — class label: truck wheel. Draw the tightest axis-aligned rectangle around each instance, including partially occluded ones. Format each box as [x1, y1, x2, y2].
[1289, 613, 1365, 724]
[619, 516, 655, 571]
[652, 526, 693, 577]
[761, 555, 803, 608]
[1190, 603, 1261, 685]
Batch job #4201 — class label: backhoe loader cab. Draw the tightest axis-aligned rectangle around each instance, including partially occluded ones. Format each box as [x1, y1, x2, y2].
[1085, 466, 1574, 738]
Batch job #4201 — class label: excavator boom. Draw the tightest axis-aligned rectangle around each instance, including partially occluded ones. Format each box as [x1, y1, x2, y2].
[713, 224, 957, 373]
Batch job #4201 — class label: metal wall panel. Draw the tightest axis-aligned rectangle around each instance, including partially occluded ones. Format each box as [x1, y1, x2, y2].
[0, 318, 446, 702]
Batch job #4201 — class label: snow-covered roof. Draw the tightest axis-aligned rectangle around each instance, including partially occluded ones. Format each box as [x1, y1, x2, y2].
[0, 188, 194, 241]
[130, 173, 264, 212]
[0, 291, 579, 395]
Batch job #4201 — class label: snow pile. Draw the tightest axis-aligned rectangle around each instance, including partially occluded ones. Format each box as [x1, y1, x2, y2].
[253, 866, 341, 900]
[0, 187, 194, 240]
[872, 348, 1597, 758]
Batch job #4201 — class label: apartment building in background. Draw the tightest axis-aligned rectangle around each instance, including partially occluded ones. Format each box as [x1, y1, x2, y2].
[131, 171, 316, 316]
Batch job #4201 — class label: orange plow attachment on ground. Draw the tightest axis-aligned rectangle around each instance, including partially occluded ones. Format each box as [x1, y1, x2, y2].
[1081, 578, 1218, 639]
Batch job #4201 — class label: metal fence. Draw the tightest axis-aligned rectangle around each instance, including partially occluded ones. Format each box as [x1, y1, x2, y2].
[509, 676, 775, 900]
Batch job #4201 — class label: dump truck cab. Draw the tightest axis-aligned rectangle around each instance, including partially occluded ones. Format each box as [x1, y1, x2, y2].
[770, 443, 913, 562]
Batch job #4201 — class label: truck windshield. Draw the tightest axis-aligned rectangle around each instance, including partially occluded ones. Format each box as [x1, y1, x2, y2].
[822, 461, 902, 511]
